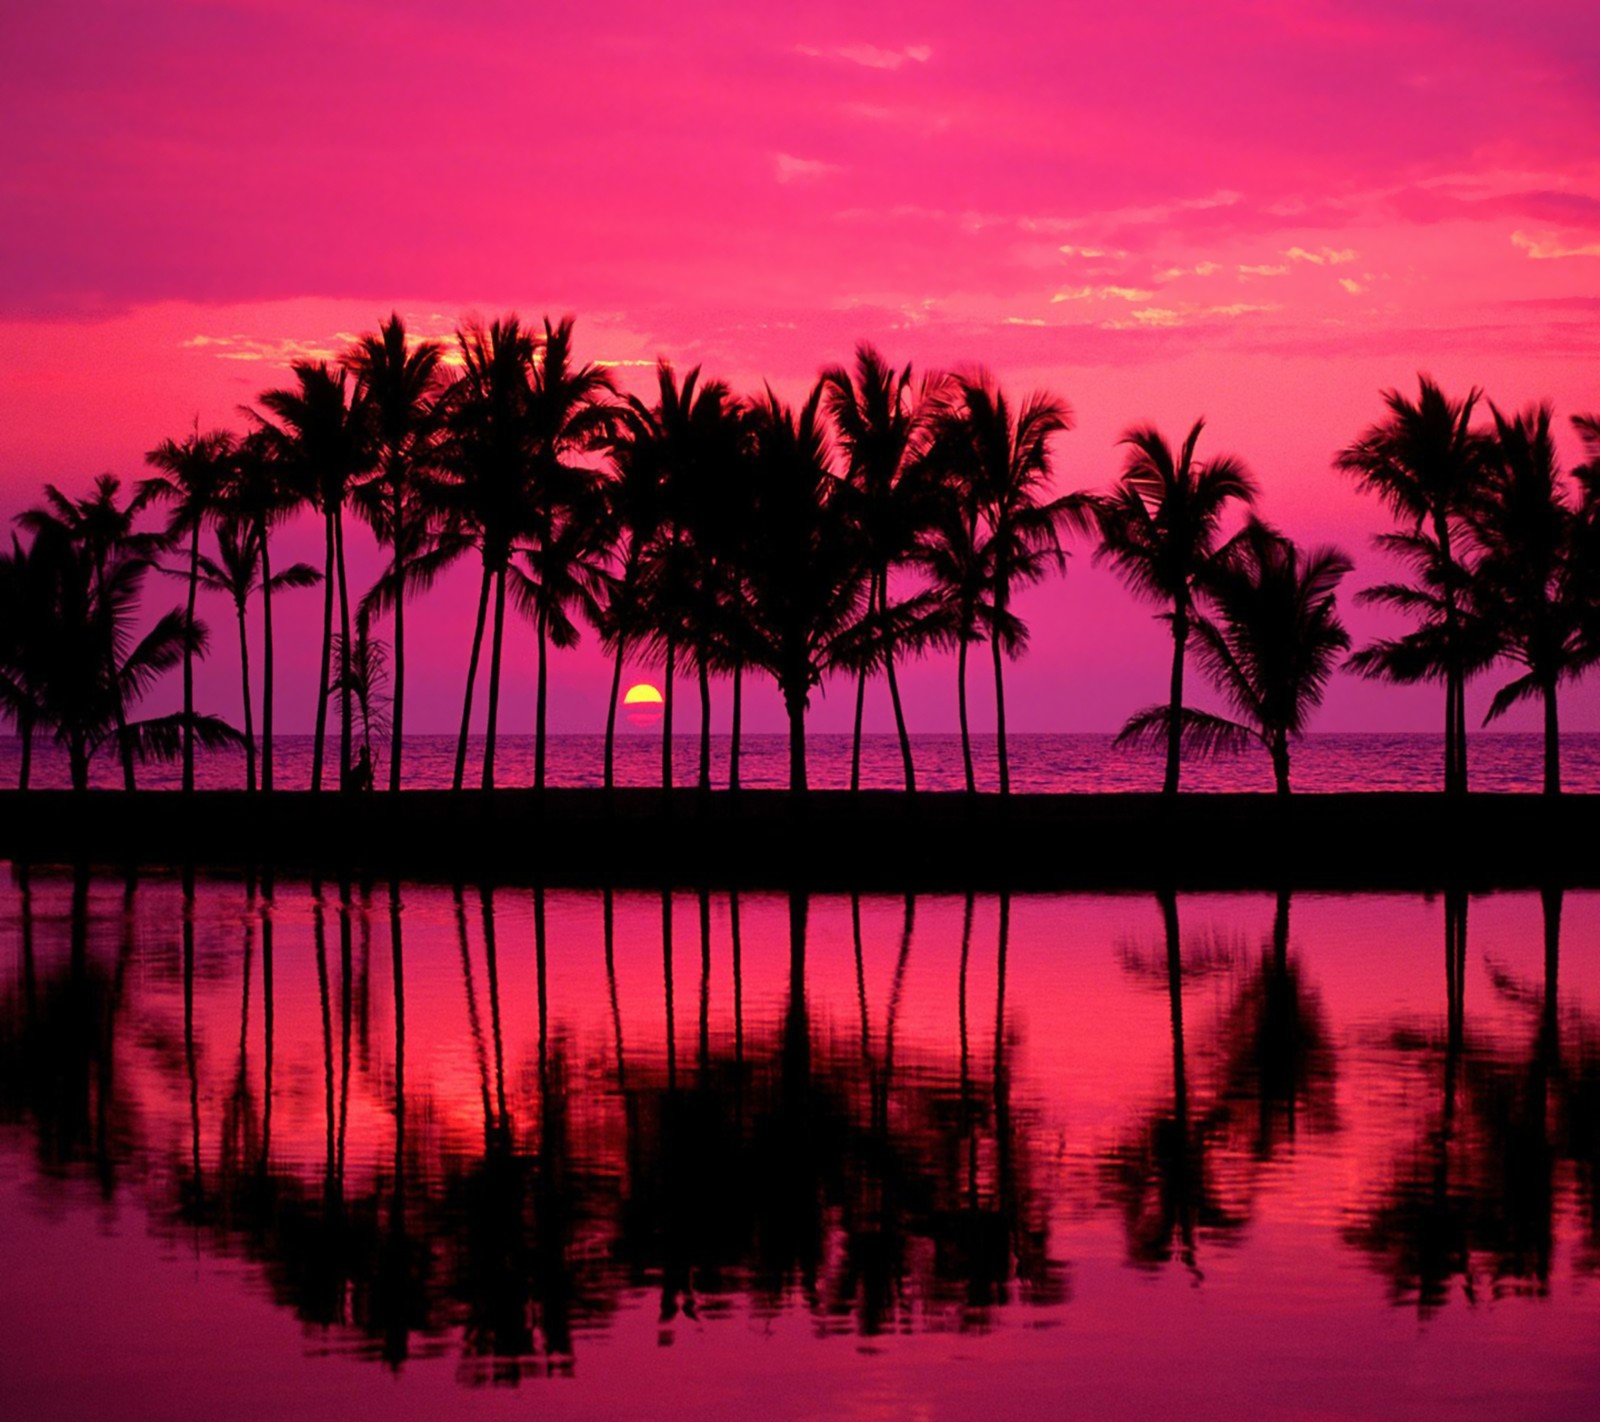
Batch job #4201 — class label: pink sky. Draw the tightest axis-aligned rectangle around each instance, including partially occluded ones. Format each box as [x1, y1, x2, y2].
[3, 0, 1599, 737]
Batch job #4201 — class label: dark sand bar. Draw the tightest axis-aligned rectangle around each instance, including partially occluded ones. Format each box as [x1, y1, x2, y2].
[2, 788, 1595, 889]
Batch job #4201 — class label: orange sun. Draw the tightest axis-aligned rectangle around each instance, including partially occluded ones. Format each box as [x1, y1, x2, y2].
[623, 682, 663, 727]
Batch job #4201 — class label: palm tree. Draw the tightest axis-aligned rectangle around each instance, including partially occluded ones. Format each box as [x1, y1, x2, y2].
[1337, 377, 1489, 794]
[516, 317, 619, 790]
[1097, 419, 1257, 795]
[822, 345, 947, 792]
[619, 363, 746, 791]
[143, 425, 237, 791]
[16, 475, 166, 789]
[1119, 519, 1351, 794]
[330, 607, 391, 783]
[0, 535, 55, 787]
[185, 516, 320, 790]
[345, 314, 445, 792]
[1467, 404, 1591, 795]
[23, 528, 237, 788]
[1573, 412, 1600, 667]
[433, 317, 539, 790]
[250, 364, 374, 792]
[229, 429, 300, 793]
[935, 373, 1089, 795]
[741, 383, 867, 791]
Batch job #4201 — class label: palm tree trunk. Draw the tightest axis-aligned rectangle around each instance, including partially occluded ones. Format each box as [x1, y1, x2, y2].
[535, 607, 549, 791]
[70, 734, 89, 792]
[454, 563, 492, 792]
[697, 657, 712, 791]
[603, 638, 625, 791]
[881, 571, 915, 792]
[312, 513, 335, 793]
[730, 662, 743, 791]
[1164, 603, 1189, 796]
[183, 523, 200, 793]
[991, 613, 1011, 797]
[786, 687, 807, 793]
[1543, 679, 1560, 796]
[335, 509, 353, 790]
[18, 717, 32, 791]
[237, 603, 256, 792]
[482, 566, 507, 791]
[662, 638, 675, 791]
[1271, 730, 1290, 795]
[850, 665, 867, 793]
[389, 481, 405, 793]
[957, 637, 975, 795]
[260, 520, 275, 794]
[1454, 675, 1469, 793]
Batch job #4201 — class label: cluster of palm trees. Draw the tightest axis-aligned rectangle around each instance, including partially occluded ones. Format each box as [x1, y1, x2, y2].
[1, 316, 1597, 796]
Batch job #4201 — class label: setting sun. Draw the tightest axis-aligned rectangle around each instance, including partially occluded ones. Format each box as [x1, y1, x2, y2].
[623, 682, 662, 706]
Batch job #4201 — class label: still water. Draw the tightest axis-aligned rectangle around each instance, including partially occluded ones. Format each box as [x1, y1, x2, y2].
[1, 871, 1597, 1419]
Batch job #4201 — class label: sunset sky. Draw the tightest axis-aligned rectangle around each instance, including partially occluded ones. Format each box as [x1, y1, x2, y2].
[3, 0, 1598, 736]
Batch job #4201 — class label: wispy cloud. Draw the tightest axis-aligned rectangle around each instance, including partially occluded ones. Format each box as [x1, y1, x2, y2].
[1511, 230, 1600, 259]
[796, 42, 931, 70]
[773, 152, 840, 183]
[1051, 285, 1155, 303]
[1285, 246, 1358, 266]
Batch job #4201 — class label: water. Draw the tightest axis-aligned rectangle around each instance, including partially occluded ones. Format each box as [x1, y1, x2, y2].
[6, 731, 1600, 792]
[2, 870, 1598, 1419]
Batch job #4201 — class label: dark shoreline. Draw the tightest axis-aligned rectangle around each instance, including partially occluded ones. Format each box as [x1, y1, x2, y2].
[1, 788, 1594, 890]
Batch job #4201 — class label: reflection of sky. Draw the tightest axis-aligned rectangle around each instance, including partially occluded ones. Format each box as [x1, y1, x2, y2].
[3, 872, 1600, 1417]
[4, 5, 1600, 736]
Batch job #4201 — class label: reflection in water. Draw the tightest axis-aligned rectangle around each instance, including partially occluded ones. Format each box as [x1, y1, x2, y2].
[2, 870, 1599, 1400]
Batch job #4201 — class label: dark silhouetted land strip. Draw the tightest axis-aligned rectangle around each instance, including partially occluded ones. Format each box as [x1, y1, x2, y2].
[1, 789, 1595, 890]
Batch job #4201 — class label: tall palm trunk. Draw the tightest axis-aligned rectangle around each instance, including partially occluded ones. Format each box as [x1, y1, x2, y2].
[992, 575, 1013, 796]
[729, 662, 743, 791]
[17, 716, 33, 791]
[880, 570, 915, 792]
[1436, 514, 1464, 796]
[454, 563, 493, 791]
[259, 519, 275, 793]
[662, 639, 675, 790]
[482, 566, 507, 790]
[389, 479, 406, 793]
[335, 508, 353, 790]
[850, 664, 867, 793]
[535, 607, 550, 791]
[312, 511, 335, 793]
[1542, 679, 1560, 796]
[1270, 729, 1290, 796]
[786, 686, 807, 792]
[957, 637, 975, 795]
[603, 638, 626, 791]
[236, 599, 256, 792]
[697, 657, 712, 791]
[183, 522, 201, 793]
[1164, 601, 1189, 796]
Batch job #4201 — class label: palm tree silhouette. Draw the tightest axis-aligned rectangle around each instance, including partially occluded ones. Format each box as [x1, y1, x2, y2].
[513, 318, 618, 789]
[143, 425, 236, 791]
[1467, 404, 1592, 794]
[1097, 420, 1257, 795]
[1338, 377, 1489, 794]
[617, 362, 745, 791]
[249, 364, 374, 792]
[920, 500, 1000, 793]
[741, 383, 867, 791]
[932, 374, 1088, 794]
[181, 514, 320, 790]
[345, 315, 446, 792]
[822, 344, 948, 792]
[0, 534, 59, 788]
[1119, 519, 1352, 793]
[18, 475, 167, 789]
[433, 317, 539, 790]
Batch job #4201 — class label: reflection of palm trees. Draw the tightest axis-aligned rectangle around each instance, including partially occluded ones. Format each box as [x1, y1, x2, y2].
[1104, 890, 1247, 1275]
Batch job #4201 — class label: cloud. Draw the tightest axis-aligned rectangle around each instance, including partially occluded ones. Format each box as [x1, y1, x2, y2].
[1339, 277, 1364, 294]
[796, 42, 931, 71]
[1051, 285, 1155, 302]
[1239, 263, 1289, 277]
[773, 152, 840, 183]
[1285, 246, 1359, 266]
[1511, 230, 1600, 259]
